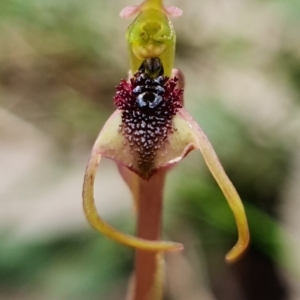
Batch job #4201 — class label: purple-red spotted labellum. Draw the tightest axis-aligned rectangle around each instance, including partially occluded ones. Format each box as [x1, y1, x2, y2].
[114, 71, 183, 179]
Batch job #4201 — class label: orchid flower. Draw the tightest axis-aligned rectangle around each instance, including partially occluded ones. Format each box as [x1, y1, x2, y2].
[82, 0, 250, 298]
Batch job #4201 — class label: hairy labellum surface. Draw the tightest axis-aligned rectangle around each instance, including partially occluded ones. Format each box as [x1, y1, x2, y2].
[114, 71, 183, 177]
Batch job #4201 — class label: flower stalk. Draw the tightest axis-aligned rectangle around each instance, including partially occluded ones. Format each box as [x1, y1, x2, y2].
[133, 170, 166, 300]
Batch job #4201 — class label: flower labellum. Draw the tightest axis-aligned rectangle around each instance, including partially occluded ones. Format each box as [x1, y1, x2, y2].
[114, 59, 183, 179]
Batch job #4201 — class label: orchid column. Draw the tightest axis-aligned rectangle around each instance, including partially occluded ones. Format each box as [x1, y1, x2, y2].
[82, 1, 250, 300]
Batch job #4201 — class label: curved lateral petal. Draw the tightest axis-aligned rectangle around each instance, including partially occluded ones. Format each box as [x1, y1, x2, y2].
[179, 109, 250, 262]
[82, 130, 183, 252]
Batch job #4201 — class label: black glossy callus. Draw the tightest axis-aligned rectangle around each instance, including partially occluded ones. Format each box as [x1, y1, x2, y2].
[136, 92, 163, 109]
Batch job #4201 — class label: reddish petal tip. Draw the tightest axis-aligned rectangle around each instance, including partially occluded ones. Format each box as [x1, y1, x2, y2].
[120, 5, 140, 18]
[164, 6, 183, 17]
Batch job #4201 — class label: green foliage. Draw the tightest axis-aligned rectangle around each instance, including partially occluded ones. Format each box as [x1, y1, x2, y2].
[0, 229, 132, 299]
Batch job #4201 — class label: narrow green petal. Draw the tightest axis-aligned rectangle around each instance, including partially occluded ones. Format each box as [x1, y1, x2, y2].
[82, 119, 183, 252]
[179, 109, 250, 262]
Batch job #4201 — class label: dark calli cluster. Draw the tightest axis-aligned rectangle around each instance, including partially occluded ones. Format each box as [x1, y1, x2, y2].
[114, 71, 183, 175]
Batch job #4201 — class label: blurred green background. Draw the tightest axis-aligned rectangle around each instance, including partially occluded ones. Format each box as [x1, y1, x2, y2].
[1, 0, 300, 299]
